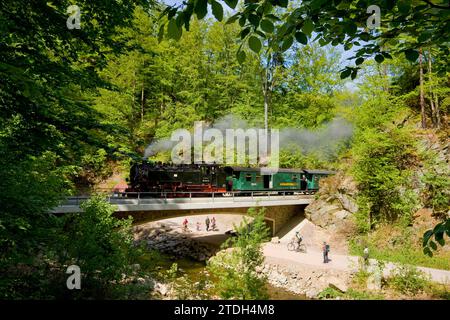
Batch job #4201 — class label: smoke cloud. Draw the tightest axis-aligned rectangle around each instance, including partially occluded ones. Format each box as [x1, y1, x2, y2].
[143, 115, 353, 160]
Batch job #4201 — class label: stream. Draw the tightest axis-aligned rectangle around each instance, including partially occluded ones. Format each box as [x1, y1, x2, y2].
[139, 251, 307, 300]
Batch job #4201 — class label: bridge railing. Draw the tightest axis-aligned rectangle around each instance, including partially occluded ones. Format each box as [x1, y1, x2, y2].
[60, 190, 313, 207]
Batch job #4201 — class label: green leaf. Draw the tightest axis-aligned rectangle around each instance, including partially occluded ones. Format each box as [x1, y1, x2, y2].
[281, 36, 294, 52]
[248, 14, 260, 28]
[194, 0, 208, 19]
[167, 19, 182, 40]
[344, 21, 357, 36]
[211, 1, 224, 21]
[340, 68, 352, 79]
[423, 247, 433, 257]
[404, 49, 419, 62]
[423, 230, 434, 247]
[239, 16, 246, 27]
[248, 36, 262, 53]
[355, 57, 364, 65]
[240, 27, 251, 40]
[382, 52, 393, 59]
[224, 0, 238, 9]
[294, 31, 308, 45]
[351, 69, 358, 80]
[265, 14, 280, 21]
[260, 19, 274, 33]
[374, 54, 385, 63]
[302, 20, 314, 36]
[226, 13, 240, 25]
[237, 50, 246, 64]
[429, 240, 437, 251]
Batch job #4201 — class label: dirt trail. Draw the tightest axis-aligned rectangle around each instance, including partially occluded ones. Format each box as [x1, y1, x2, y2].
[263, 242, 450, 285]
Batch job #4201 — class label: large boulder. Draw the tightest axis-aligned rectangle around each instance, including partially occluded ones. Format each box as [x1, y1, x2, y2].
[304, 173, 358, 232]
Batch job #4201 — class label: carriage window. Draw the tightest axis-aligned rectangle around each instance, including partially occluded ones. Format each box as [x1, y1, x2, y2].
[292, 175, 298, 181]
[245, 174, 252, 182]
[255, 175, 262, 183]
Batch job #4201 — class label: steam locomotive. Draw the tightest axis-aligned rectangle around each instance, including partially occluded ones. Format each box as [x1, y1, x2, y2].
[125, 161, 333, 196]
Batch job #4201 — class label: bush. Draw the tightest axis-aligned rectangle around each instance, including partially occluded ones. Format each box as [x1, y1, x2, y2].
[388, 265, 430, 295]
[317, 287, 343, 299]
[61, 195, 134, 298]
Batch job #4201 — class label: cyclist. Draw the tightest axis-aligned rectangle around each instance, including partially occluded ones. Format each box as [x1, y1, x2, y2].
[295, 231, 303, 247]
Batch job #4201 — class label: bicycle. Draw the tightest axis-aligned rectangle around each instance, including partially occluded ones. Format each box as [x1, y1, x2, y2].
[287, 238, 307, 253]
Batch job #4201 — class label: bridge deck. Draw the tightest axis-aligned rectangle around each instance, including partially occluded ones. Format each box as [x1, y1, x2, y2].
[54, 194, 313, 213]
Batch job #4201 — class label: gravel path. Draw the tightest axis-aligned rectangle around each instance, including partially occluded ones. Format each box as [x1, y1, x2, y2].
[263, 242, 450, 285]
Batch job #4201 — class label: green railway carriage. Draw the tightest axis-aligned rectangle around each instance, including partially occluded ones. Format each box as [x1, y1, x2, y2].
[224, 166, 334, 193]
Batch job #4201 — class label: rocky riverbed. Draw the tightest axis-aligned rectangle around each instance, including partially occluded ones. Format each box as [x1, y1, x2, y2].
[134, 223, 218, 261]
[261, 262, 354, 299]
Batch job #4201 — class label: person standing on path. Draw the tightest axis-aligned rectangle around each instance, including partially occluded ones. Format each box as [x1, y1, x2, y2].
[196, 221, 201, 231]
[363, 246, 369, 265]
[322, 241, 329, 263]
[205, 216, 210, 231]
[211, 217, 216, 231]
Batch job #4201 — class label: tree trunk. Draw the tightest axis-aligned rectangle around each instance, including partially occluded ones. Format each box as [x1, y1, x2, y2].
[132, 70, 136, 122]
[141, 81, 145, 122]
[427, 50, 436, 127]
[419, 48, 426, 129]
[263, 61, 270, 135]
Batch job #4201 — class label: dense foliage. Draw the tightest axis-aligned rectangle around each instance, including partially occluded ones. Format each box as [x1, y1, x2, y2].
[0, 0, 448, 299]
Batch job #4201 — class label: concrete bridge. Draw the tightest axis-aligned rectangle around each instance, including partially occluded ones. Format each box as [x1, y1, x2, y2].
[54, 191, 314, 235]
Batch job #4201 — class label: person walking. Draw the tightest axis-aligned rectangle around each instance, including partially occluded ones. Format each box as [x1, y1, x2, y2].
[196, 221, 201, 231]
[205, 216, 210, 231]
[211, 217, 216, 231]
[363, 246, 369, 265]
[322, 241, 330, 263]
[182, 218, 189, 232]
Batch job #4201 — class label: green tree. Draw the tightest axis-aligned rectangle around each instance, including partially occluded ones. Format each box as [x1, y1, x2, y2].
[207, 207, 270, 299]
[62, 195, 134, 298]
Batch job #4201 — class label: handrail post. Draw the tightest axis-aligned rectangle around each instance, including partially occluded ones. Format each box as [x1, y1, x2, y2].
[190, 192, 192, 202]
[212, 192, 215, 202]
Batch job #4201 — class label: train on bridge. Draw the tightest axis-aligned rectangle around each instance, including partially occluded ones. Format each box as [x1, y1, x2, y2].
[126, 162, 334, 197]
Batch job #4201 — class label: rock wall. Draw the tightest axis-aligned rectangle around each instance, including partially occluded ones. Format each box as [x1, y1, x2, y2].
[305, 173, 358, 233]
